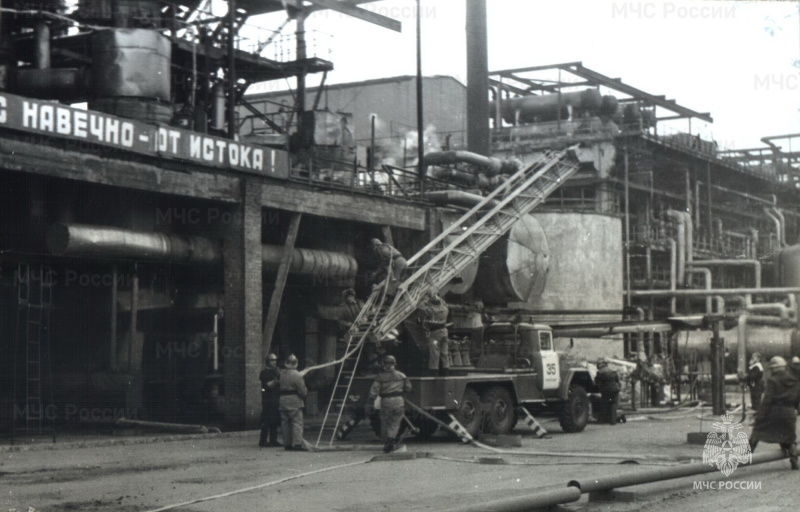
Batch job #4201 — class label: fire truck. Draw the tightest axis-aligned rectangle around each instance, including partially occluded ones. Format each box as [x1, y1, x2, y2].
[354, 321, 597, 438]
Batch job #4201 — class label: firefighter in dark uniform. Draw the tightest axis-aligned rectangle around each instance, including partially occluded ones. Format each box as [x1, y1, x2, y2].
[419, 290, 450, 376]
[275, 354, 308, 451]
[790, 356, 800, 380]
[368, 355, 412, 453]
[746, 352, 765, 411]
[258, 353, 281, 447]
[749, 356, 800, 470]
[595, 359, 621, 425]
[338, 288, 362, 330]
[369, 238, 408, 295]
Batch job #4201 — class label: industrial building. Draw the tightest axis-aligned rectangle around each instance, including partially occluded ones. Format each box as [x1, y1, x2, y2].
[2, 0, 799, 444]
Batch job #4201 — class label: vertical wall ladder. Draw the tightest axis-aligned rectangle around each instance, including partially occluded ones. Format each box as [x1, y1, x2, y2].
[14, 264, 54, 436]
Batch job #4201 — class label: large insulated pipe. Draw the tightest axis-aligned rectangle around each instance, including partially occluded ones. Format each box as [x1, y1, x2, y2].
[669, 239, 677, 314]
[773, 207, 787, 249]
[47, 223, 220, 264]
[423, 151, 519, 177]
[737, 313, 749, 376]
[568, 451, 787, 494]
[665, 210, 686, 286]
[489, 89, 603, 124]
[681, 322, 800, 361]
[46, 223, 357, 277]
[748, 228, 759, 258]
[682, 211, 693, 278]
[438, 487, 581, 512]
[423, 190, 498, 209]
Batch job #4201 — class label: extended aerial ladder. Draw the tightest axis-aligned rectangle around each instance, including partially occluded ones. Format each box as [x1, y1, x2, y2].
[314, 145, 581, 447]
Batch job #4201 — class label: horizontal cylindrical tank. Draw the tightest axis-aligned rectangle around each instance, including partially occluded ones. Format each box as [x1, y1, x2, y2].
[490, 89, 602, 124]
[474, 214, 549, 304]
[440, 210, 479, 295]
[92, 29, 170, 101]
[678, 325, 800, 361]
[527, 213, 623, 311]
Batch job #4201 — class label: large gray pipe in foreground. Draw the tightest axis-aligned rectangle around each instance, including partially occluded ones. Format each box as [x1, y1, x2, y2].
[47, 223, 357, 278]
[568, 450, 787, 494]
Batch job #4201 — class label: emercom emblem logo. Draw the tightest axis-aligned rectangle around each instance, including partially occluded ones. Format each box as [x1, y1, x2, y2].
[702, 412, 752, 477]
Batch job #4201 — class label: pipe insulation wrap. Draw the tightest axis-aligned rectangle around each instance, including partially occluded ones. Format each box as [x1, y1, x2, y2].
[47, 223, 358, 277]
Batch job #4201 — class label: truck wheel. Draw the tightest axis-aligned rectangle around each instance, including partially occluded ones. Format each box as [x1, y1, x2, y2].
[482, 386, 516, 435]
[559, 384, 589, 433]
[455, 387, 483, 438]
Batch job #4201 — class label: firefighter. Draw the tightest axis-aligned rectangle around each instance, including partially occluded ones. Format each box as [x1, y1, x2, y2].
[594, 360, 621, 425]
[258, 353, 281, 447]
[338, 288, 363, 331]
[790, 356, 800, 380]
[368, 355, 412, 453]
[746, 352, 765, 411]
[369, 238, 407, 296]
[419, 290, 450, 376]
[274, 354, 308, 451]
[749, 356, 800, 470]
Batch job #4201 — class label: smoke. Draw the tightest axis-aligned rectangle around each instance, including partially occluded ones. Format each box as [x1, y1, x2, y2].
[374, 121, 443, 168]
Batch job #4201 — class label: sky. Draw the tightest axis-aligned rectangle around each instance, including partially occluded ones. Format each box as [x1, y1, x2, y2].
[245, 0, 800, 151]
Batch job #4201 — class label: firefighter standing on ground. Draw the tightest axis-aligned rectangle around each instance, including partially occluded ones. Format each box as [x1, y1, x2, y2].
[259, 354, 281, 447]
[749, 356, 800, 470]
[746, 352, 765, 411]
[368, 355, 412, 453]
[418, 290, 450, 376]
[595, 359, 621, 425]
[273, 354, 308, 451]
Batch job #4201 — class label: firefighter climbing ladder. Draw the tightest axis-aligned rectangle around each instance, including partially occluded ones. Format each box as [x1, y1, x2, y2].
[12, 264, 55, 441]
[316, 145, 581, 447]
[314, 276, 394, 447]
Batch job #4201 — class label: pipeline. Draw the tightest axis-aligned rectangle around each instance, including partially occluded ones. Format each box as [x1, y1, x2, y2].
[687, 259, 761, 289]
[686, 268, 712, 313]
[665, 210, 686, 286]
[627, 287, 800, 298]
[47, 223, 357, 277]
[568, 450, 787, 494]
[423, 150, 520, 177]
[773, 207, 787, 249]
[765, 207, 782, 248]
[423, 190, 497, 209]
[437, 487, 581, 512]
[553, 321, 673, 338]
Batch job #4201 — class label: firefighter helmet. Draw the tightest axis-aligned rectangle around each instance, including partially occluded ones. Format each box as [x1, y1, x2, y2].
[769, 356, 787, 369]
[285, 354, 299, 368]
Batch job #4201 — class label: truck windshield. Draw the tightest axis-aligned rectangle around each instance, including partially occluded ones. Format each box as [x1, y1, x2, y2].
[539, 331, 552, 351]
